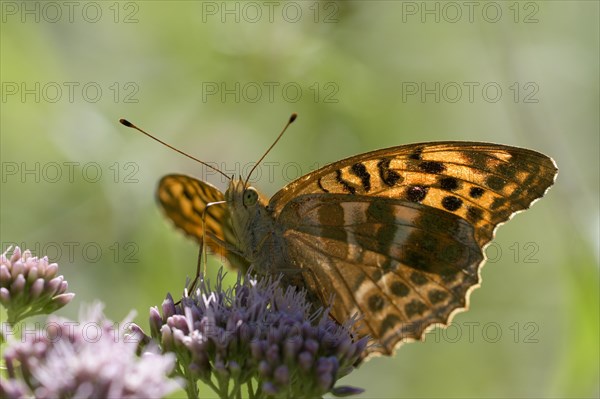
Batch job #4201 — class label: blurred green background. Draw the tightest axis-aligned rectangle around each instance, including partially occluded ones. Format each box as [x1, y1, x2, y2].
[1, 1, 598, 398]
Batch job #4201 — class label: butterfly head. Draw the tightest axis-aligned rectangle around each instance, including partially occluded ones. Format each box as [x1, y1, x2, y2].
[225, 178, 275, 262]
[225, 178, 260, 208]
[225, 178, 267, 232]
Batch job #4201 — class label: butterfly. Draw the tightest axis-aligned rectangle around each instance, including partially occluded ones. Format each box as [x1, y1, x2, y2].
[153, 118, 558, 359]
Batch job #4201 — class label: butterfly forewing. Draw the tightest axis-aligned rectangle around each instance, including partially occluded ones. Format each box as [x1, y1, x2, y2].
[157, 174, 250, 272]
[270, 142, 557, 247]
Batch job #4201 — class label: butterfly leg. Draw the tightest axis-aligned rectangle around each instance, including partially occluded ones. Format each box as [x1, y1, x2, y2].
[185, 232, 246, 295]
[185, 244, 205, 295]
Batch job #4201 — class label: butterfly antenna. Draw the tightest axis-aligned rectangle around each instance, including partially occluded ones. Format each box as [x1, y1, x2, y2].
[120, 119, 231, 181]
[244, 113, 297, 188]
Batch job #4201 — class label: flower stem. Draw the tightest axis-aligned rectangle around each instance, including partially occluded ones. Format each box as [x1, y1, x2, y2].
[247, 379, 255, 399]
[180, 365, 199, 399]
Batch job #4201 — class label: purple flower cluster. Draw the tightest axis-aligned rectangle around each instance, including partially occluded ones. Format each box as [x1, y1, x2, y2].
[0, 246, 74, 324]
[149, 269, 366, 398]
[0, 303, 181, 399]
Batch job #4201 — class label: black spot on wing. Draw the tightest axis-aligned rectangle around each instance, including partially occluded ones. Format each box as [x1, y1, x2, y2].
[469, 187, 485, 198]
[372, 269, 383, 281]
[405, 300, 427, 318]
[381, 258, 394, 272]
[441, 196, 463, 211]
[381, 314, 402, 335]
[377, 158, 402, 187]
[390, 281, 410, 297]
[439, 177, 460, 191]
[418, 161, 446, 174]
[335, 169, 356, 194]
[496, 162, 517, 178]
[406, 185, 429, 203]
[466, 206, 483, 222]
[350, 163, 371, 192]
[368, 295, 385, 312]
[491, 197, 507, 209]
[465, 151, 489, 170]
[410, 272, 428, 286]
[486, 175, 507, 191]
[440, 269, 458, 284]
[428, 290, 448, 304]
[409, 148, 423, 160]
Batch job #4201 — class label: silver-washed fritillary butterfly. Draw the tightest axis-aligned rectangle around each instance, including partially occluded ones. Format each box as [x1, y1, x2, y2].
[125, 116, 558, 359]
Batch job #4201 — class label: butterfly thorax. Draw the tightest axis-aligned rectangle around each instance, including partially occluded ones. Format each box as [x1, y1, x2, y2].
[225, 179, 287, 275]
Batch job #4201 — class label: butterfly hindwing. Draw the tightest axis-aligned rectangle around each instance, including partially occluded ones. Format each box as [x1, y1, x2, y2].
[157, 174, 250, 272]
[278, 194, 483, 356]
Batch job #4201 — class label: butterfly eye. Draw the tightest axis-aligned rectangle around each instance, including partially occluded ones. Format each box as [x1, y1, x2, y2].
[243, 188, 259, 206]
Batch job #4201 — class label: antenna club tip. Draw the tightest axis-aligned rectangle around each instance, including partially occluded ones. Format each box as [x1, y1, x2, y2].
[119, 118, 134, 127]
[289, 113, 298, 123]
